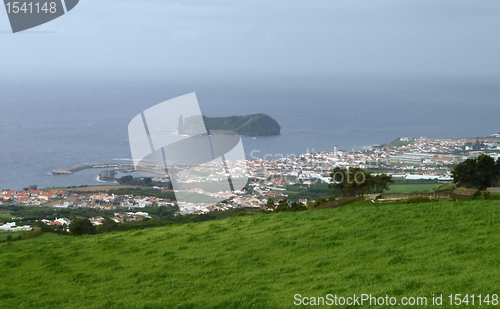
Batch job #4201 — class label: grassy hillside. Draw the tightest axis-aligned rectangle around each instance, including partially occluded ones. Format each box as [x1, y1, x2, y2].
[2, 199, 500, 308]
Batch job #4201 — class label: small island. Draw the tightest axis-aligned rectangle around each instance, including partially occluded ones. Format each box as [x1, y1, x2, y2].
[179, 113, 281, 136]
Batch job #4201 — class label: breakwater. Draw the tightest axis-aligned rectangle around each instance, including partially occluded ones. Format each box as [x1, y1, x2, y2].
[52, 163, 134, 175]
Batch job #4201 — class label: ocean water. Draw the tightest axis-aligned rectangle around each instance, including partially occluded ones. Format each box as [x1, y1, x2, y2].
[1, 74, 499, 190]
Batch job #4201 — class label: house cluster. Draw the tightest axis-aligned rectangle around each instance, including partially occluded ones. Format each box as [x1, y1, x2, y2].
[42, 217, 72, 226]
[52, 193, 175, 210]
[81, 212, 152, 225]
[243, 136, 500, 184]
[0, 189, 178, 210]
[174, 136, 500, 214]
[0, 222, 32, 232]
[2, 136, 498, 217]
[185, 188, 235, 201]
[176, 184, 293, 214]
[110, 212, 151, 224]
[177, 196, 271, 215]
[0, 189, 65, 206]
[177, 202, 230, 215]
[38, 212, 151, 227]
[230, 195, 269, 208]
[179, 160, 249, 184]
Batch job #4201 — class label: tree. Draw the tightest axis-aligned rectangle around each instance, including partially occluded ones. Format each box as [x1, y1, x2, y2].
[119, 175, 133, 184]
[273, 199, 307, 212]
[451, 157, 477, 188]
[69, 218, 96, 236]
[476, 154, 498, 188]
[35, 220, 51, 233]
[99, 217, 118, 233]
[265, 198, 275, 209]
[452, 154, 499, 190]
[275, 199, 289, 212]
[329, 168, 393, 197]
[289, 201, 307, 211]
[373, 173, 394, 193]
[496, 158, 500, 179]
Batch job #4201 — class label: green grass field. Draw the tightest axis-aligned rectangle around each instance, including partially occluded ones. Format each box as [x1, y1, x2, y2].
[388, 183, 442, 193]
[0, 210, 12, 219]
[284, 183, 335, 200]
[0, 231, 23, 241]
[2, 199, 500, 308]
[283, 181, 450, 200]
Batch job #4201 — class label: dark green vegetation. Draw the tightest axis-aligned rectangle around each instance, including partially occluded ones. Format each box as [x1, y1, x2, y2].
[389, 183, 442, 194]
[184, 114, 281, 136]
[117, 176, 151, 186]
[2, 199, 500, 308]
[69, 218, 97, 236]
[452, 154, 500, 190]
[330, 167, 394, 197]
[284, 180, 454, 199]
[284, 183, 337, 200]
[114, 176, 175, 189]
[0, 231, 23, 242]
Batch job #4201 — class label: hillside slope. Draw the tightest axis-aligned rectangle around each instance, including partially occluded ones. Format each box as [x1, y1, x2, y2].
[1, 200, 500, 308]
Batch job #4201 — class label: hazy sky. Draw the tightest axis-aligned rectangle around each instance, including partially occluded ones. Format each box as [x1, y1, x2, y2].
[1, 0, 500, 82]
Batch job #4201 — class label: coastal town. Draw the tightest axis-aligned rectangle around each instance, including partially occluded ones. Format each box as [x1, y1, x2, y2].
[1, 135, 500, 228]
